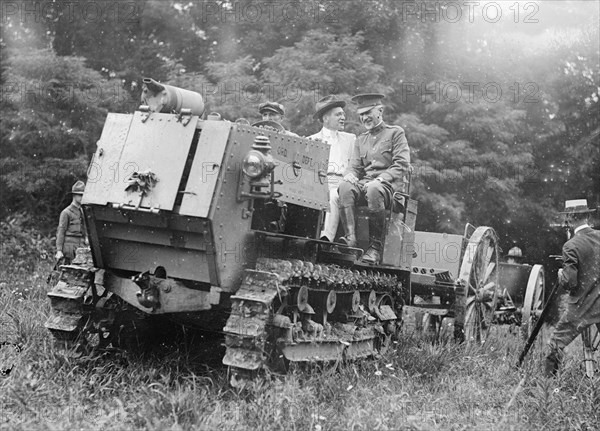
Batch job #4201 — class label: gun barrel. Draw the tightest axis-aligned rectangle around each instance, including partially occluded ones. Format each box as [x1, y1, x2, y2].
[141, 77, 205, 116]
[142, 77, 165, 94]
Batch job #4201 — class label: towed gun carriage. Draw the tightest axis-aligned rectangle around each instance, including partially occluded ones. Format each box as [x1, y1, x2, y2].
[46, 79, 501, 382]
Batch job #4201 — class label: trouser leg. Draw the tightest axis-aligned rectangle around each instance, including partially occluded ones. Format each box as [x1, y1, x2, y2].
[338, 181, 361, 247]
[321, 186, 340, 242]
[545, 304, 586, 377]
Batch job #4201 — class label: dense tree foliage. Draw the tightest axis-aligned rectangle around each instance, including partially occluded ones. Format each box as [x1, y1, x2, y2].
[1, 0, 598, 262]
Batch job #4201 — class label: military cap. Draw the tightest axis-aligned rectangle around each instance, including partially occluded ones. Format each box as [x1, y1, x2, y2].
[71, 180, 85, 195]
[258, 101, 285, 116]
[351, 93, 385, 114]
[251, 120, 286, 133]
[559, 199, 597, 214]
[313, 95, 346, 120]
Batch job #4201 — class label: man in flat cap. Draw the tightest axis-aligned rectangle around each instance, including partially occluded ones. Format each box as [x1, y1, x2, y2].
[259, 101, 285, 122]
[337, 93, 410, 264]
[258, 101, 298, 136]
[545, 199, 600, 377]
[308, 95, 356, 242]
[55, 180, 87, 264]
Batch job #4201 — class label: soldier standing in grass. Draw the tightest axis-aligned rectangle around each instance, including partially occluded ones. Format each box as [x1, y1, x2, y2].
[545, 199, 600, 377]
[55, 181, 86, 264]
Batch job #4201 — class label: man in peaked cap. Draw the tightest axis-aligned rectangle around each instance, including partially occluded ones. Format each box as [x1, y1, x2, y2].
[259, 101, 285, 122]
[545, 199, 600, 377]
[55, 180, 87, 264]
[258, 101, 298, 136]
[337, 93, 410, 264]
[307, 95, 356, 242]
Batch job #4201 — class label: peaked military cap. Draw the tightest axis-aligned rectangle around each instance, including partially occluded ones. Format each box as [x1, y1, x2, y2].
[251, 120, 286, 133]
[351, 93, 385, 114]
[258, 101, 285, 116]
[559, 199, 597, 214]
[71, 180, 85, 195]
[313, 95, 346, 120]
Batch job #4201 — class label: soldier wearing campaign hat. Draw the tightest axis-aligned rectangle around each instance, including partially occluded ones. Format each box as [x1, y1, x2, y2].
[308, 95, 356, 242]
[506, 246, 524, 264]
[545, 199, 600, 377]
[55, 180, 87, 264]
[337, 93, 410, 264]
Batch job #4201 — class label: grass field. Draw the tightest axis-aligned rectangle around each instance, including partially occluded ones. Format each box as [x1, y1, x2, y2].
[1, 264, 599, 431]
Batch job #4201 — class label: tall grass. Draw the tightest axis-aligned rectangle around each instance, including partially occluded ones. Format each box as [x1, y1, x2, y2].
[1, 266, 598, 431]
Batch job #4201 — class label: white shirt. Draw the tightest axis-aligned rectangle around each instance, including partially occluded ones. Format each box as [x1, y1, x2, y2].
[574, 223, 590, 235]
[308, 128, 356, 176]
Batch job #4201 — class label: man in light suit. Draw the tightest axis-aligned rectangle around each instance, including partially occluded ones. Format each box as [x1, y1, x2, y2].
[307, 96, 356, 242]
[545, 199, 600, 376]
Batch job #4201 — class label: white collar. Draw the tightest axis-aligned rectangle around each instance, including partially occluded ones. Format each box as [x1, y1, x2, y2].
[574, 224, 590, 234]
[321, 127, 339, 138]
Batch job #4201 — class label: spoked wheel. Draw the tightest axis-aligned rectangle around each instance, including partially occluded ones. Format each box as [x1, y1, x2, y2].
[521, 265, 545, 341]
[582, 324, 600, 378]
[458, 227, 499, 345]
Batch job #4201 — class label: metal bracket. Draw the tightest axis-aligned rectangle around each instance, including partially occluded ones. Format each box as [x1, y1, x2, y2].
[317, 170, 327, 185]
[139, 105, 151, 123]
[238, 171, 282, 202]
[176, 108, 193, 126]
[292, 161, 302, 177]
[110, 202, 161, 214]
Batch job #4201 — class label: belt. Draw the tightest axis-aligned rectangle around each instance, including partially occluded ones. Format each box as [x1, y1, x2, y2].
[65, 234, 83, 238]
[328, 173, 343, 177]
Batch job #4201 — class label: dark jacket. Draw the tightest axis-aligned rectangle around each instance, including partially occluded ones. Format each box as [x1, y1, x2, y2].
[345, 122, 410, 193]
[560, 226, 600, 306]
[56, 203, 84, 252]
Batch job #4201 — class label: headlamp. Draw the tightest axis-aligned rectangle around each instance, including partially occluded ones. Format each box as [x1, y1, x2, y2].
[242, 136, 275, 179]
[242, 150, 266, 178]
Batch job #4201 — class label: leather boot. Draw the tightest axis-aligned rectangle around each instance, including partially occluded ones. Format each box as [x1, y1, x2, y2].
[338, 206, 357, 247]
[544, 350, 561, 378]
[362, 210, 386, 264]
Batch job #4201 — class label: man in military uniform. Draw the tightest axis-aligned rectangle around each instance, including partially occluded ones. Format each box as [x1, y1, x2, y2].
[55, 180, 87, 264]
[308, 95, 356, 242]
[545, 199, 600, 377]
[338, 93, 410, 264]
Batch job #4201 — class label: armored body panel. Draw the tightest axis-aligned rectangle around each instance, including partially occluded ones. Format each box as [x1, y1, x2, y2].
[81, 110, 329, 313]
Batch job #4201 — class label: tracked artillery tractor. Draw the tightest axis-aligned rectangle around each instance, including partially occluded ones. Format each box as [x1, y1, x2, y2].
[45, 79, 500, 383]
